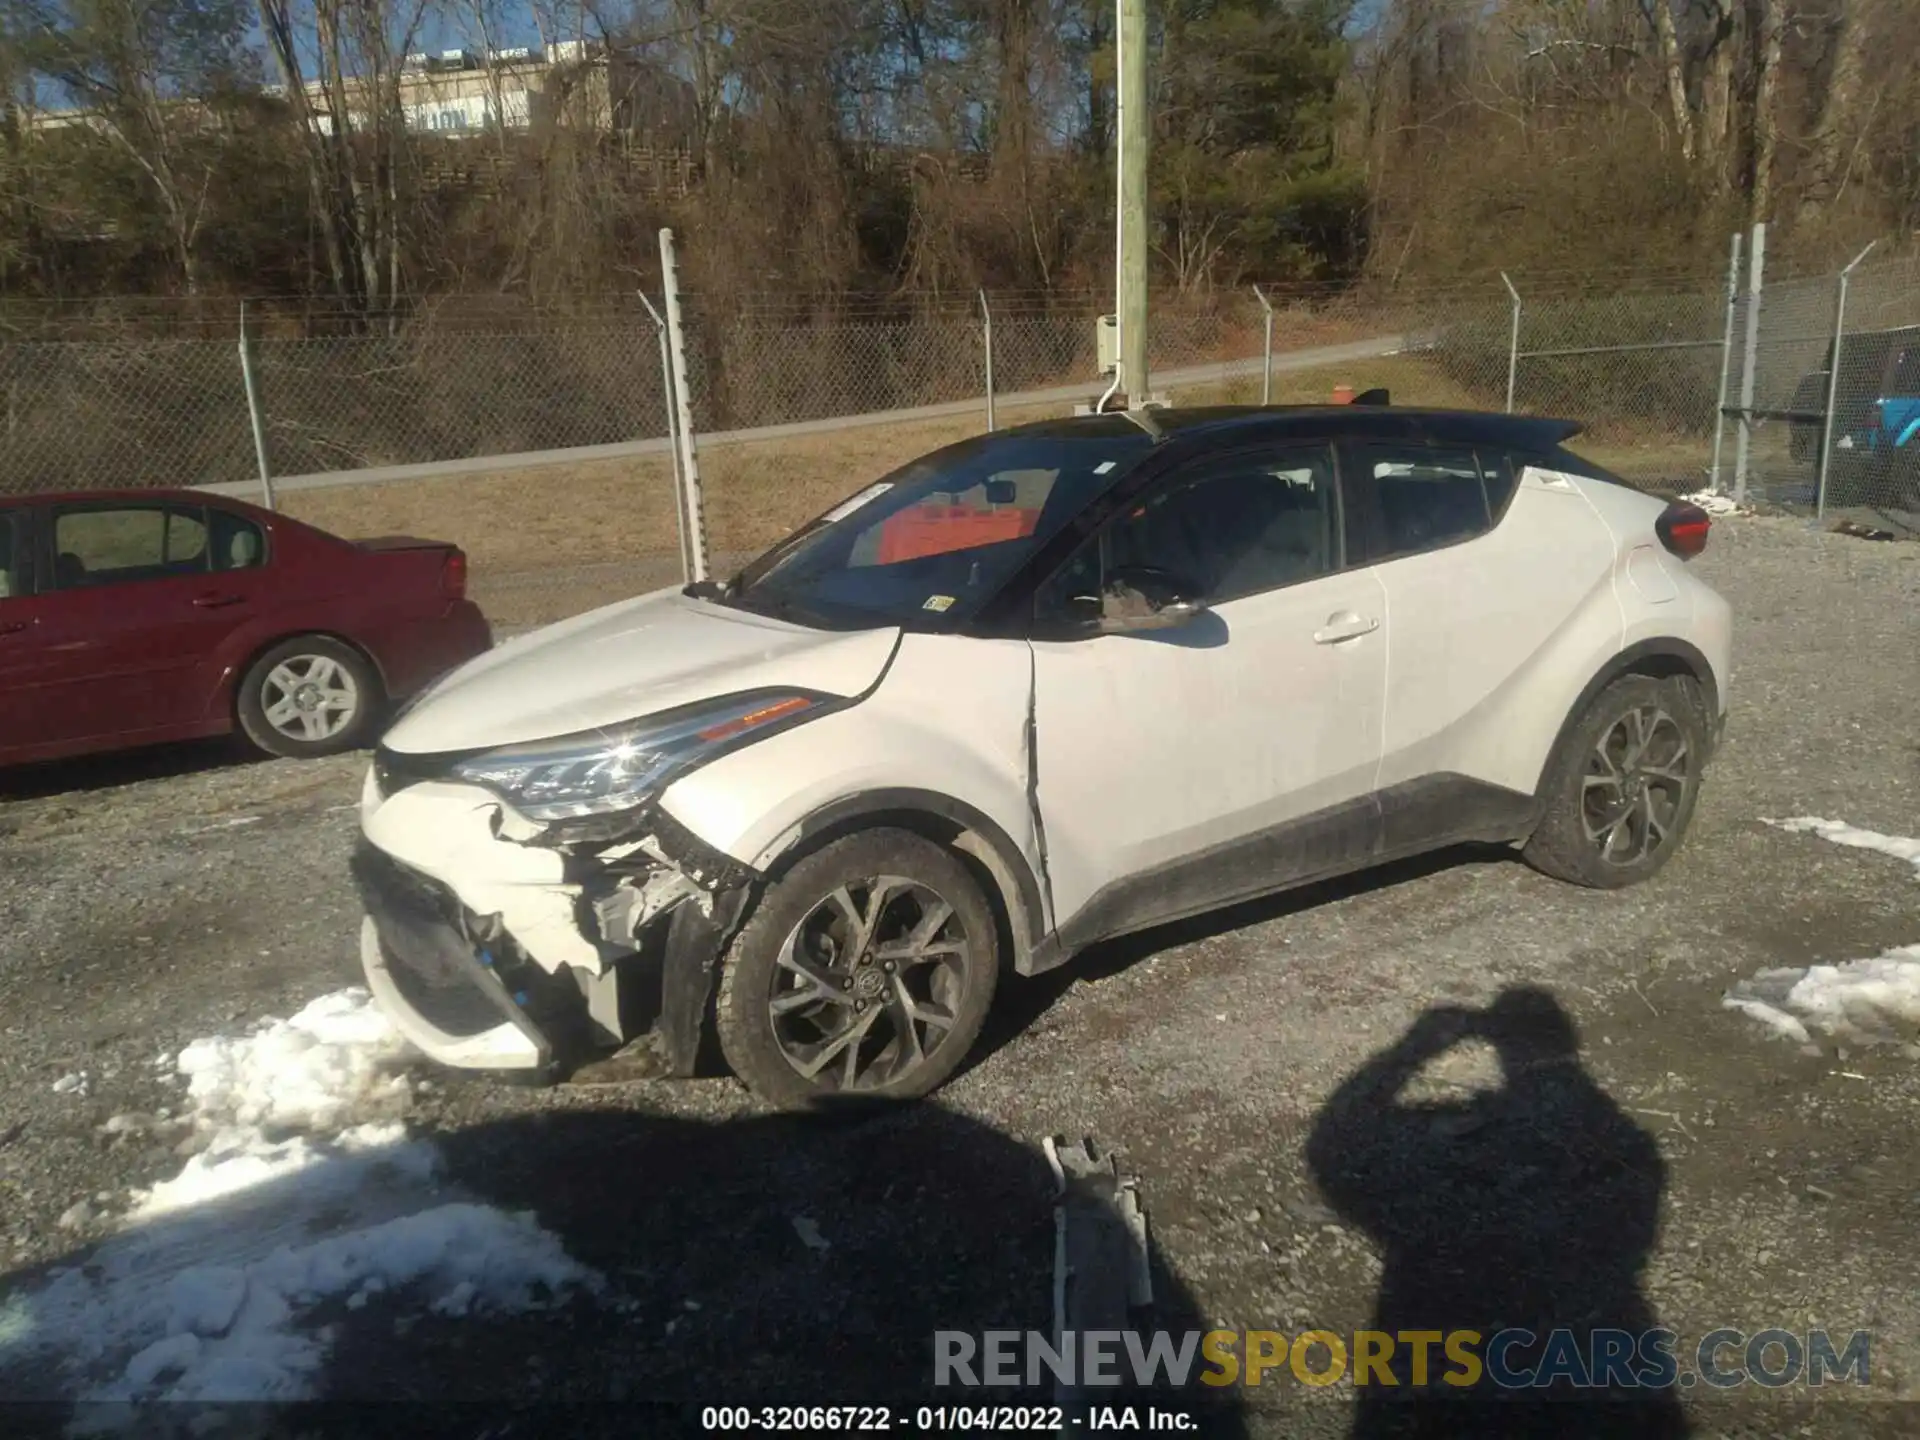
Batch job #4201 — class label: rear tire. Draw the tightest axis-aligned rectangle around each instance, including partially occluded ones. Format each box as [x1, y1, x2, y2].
[1522, 674, 1709, 890]
[236, 635, 382, 759]
[715, 828, 999, 1109]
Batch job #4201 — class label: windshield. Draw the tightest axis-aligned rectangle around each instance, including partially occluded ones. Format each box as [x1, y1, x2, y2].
[717, 427, 1156, 628]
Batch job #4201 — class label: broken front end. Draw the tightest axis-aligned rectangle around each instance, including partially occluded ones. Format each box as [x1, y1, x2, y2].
[349, 711, 800, 1080]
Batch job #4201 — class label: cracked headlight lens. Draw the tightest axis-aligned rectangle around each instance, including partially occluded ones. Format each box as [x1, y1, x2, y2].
[449, 691, 830, 823]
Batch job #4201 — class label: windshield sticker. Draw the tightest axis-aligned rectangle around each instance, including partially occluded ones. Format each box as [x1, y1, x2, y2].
[922, 594, 956, 613]
[824, 482, 893, 523]
[1093, 460, 1117, 475]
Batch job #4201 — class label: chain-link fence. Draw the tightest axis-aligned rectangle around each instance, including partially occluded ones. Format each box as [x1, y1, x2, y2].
[4, 243, 1913, 536]
[0, 337, 258, 494]
[1728, 249, 1920, 512]
[0, 298, 677, 494]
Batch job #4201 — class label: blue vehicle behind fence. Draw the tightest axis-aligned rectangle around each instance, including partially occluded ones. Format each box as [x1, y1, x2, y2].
[1787, 324, 1920, 509]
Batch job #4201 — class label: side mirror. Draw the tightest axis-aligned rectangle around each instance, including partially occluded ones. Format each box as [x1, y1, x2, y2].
[984, 478, 1018, 505]
[1096, 566, 1209, 633]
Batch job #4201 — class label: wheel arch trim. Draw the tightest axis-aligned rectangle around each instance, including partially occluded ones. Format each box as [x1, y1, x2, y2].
[757, 787, 1049, 975]
[1532, 637, 1721, 808]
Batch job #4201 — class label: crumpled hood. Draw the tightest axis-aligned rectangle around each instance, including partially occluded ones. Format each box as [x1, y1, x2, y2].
[382, 587, 900, 754]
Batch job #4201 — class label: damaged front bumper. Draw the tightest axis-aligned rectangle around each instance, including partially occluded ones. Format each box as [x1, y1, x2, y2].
[353, 769, 755, 1079]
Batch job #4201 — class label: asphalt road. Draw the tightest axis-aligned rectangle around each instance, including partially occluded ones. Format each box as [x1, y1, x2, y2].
[2, 515, 1917, 1436]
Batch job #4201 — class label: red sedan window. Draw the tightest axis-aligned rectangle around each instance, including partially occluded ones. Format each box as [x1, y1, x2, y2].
[210, 507, 268, 571]
[52, 505, 210, 589]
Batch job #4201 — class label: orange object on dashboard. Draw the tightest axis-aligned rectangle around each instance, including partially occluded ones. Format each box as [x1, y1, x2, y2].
[876, 505, 1040, 564]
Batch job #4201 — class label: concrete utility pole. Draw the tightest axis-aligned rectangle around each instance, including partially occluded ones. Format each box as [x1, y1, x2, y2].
[1117, 0, 1149, 408]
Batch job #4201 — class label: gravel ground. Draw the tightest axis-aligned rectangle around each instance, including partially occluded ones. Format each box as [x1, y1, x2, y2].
[1, 515, 1917, 1436]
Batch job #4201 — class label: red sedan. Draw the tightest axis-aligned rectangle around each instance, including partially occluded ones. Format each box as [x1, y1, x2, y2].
[0, 489, 491, 767]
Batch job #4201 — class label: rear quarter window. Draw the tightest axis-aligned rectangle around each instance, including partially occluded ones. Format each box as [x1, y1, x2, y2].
[210, 507, 268, 570]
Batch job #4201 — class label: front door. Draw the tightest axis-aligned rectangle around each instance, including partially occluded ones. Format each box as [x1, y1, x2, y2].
[30, 501, 260, 745]
[1027, 442, 1389, 944]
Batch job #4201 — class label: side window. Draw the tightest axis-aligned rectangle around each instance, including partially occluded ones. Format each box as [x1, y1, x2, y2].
[1359, 446, 1493, 560]
[1036, 446, 1339, 620]
[51, 506, 209, 589]
[166, 509, 208, 567]
[0, 511, 17, 599]
[210, 507, 267, 571]
[1481, 452, 1519, 520]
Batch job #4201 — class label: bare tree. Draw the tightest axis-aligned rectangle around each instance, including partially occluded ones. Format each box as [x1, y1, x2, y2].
[10, 0, 249, 290]
[254, 0, 428, 314]
[1797, 0, 1876, 219]
[1746, 0, 1783, 222]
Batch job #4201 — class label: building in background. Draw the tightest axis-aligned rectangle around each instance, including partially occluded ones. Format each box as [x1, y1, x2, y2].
[22, 40, 645, 139]
[312, 41, 643, 137]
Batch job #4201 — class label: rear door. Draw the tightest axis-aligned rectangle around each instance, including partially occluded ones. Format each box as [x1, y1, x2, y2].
[1350, 440, 1618, 832]
[32, 500, 273, 742]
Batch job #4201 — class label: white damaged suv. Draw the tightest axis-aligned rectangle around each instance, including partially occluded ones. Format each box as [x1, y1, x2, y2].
[353, 404, 1731, 1106]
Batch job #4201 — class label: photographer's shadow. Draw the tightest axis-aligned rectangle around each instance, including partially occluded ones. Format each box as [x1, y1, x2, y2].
[1306, 986, 1688, 1438]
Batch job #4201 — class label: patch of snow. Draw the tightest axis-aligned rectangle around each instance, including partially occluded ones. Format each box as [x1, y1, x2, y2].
[1681, 489, 1745, 516]
[52, 1072, 88, 1096]
[0, 987, 601, 1421]
[174, 989, 414, 1136]
[130, 1121, 433, 1221]
[1726, 947, 1920, 1048]
[1761, 816, 1920, 879]
[1728, 821, 1920, 1050]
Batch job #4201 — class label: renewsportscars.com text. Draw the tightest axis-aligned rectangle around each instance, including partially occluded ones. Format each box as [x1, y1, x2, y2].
[934, 1328, 1871, 1391]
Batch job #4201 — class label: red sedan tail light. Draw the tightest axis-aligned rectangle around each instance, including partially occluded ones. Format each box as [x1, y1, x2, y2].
[442, 549, 468, 599]
[1655, 502, 1711, 560]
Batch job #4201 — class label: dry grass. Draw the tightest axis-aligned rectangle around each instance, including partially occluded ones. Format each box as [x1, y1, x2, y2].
[286, 352, 1708, 584]
[1165, 351, 1487, 411]
[284, 400, 1073, 575]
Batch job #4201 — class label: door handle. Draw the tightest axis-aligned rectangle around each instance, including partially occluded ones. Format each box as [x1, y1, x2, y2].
[192, 593, 246, 609]
[1313, 611, 1380, 644]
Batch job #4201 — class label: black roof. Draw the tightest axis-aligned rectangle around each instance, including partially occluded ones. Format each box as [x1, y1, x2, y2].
[1005, 404, 1585, 452]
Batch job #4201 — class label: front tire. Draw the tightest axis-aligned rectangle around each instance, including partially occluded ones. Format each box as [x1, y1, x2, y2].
[715, 828, 1000, 1108]
[236, 635, 381, 759]
[1522, 674, 1709, 890]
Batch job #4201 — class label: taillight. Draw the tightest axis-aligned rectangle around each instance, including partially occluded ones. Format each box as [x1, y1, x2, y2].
[441, 549, 467, 598]
[1655, 502, 1710, 560]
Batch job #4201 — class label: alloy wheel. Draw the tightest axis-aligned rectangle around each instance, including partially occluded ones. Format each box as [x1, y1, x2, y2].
[260, 654, 361, 743]
[767, 874, 973, 1092]
[1581, 703, 1691, 866]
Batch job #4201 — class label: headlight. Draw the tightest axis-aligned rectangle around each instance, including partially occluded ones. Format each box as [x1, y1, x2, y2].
[448, 690, 832, 823]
